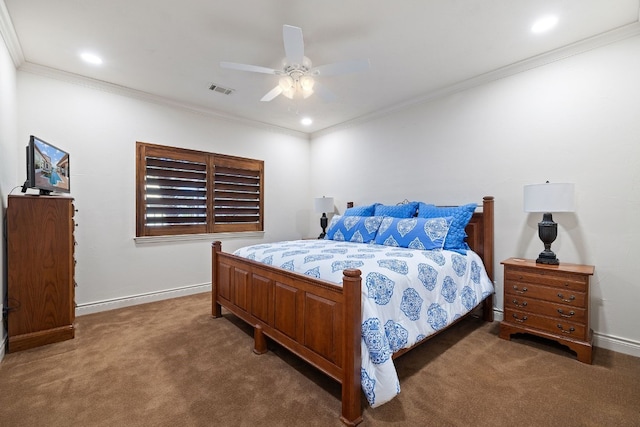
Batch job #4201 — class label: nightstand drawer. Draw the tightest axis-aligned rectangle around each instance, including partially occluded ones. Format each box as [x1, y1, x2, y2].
[505, 297, 586, 324]
[504, 308, 587, 340]
[505, 268, 587, 292]
[504, 281, 586, 307]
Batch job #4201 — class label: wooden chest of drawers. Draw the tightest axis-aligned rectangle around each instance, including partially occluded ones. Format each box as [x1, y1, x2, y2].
[7, 195, 76, 352]
[499, 258, 595, 363]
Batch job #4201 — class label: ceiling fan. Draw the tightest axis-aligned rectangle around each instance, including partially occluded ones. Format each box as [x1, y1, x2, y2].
[220, 25, 370, 102]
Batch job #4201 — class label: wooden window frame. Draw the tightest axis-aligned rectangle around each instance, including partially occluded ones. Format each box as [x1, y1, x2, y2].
[136, 142, 264, 237]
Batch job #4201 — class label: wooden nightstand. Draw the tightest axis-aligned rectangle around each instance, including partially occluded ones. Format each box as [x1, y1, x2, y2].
[499, 258, 595, 363]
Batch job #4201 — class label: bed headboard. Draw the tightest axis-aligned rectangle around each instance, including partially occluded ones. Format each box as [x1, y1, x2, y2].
[344, 196, 494, 281]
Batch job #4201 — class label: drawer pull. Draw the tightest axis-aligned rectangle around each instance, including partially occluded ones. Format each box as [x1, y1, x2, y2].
[557, 309, 575, 318]
[512, 314, 528, 323]
[512, 299, 528, 308]
[557, 293, 575, 303]
[557, 324, 575, 334]
[513, 285, 528, 294]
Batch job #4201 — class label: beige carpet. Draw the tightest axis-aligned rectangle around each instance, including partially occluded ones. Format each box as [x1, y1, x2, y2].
[1, 292, 639, 426]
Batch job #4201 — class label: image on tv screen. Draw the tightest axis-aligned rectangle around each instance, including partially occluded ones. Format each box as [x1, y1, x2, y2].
[33, 138, 70, 192]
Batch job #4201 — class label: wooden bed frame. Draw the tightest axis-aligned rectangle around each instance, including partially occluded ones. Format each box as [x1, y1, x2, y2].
[211, 196, 494, 425]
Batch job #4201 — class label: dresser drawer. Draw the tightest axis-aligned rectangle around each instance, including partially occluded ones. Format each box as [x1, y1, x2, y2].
[505, 268, 587, 292]
[505, 297, 587, 324]
[504, 280, 587, 308]
[504, 308, 587, 340]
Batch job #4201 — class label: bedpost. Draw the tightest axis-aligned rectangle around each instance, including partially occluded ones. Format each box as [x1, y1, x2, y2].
[211, 241, 222, 318]
[482, 196, 495, 322]
[341, 269, 363, 426]
[482, 196, 494, 281]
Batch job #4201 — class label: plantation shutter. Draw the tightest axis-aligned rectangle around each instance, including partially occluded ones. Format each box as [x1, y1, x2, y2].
[136, 142, 263, 237]
[212, 155, 264, 233]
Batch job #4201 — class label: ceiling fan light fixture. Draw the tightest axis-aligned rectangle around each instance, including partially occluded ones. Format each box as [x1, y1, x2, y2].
[282, 87, 296, 99]
[279, 76, 294, 91]
[300, 75, 315, 91]
[222, 25, 369, 103]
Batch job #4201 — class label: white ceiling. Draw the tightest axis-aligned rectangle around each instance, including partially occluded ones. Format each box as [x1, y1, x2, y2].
[3, 0, 640, 134]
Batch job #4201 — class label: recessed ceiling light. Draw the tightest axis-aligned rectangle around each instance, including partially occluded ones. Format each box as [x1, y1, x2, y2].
[80, 52, 103, 65]
[531, 15, 558, 34]
[301, 117, 313, 126]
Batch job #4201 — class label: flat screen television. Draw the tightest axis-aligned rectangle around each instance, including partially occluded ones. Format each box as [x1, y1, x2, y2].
[22, 135, 71, 195]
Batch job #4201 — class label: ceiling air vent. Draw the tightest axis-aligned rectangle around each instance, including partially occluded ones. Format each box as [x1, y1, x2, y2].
[209, 84, 234, 95]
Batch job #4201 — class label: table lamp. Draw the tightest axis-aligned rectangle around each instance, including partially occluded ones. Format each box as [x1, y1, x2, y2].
[524, 182, 575, 265]
[314, 196, 334, 239]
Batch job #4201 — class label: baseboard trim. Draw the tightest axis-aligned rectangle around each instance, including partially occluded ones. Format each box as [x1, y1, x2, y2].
[74, 296, 640, 359]
[492, 309, 640, 359]
[593, 332, 640, 358]
[76, 283, 211, 316]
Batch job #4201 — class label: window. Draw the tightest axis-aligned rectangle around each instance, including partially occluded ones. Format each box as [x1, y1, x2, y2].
[136, 142, 264, 237]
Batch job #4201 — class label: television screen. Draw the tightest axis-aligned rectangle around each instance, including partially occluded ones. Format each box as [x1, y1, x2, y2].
[24, 135, 70, 195]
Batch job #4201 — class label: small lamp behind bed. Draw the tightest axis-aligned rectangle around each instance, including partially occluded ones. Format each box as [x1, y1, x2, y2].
[314, 196, 334, 239]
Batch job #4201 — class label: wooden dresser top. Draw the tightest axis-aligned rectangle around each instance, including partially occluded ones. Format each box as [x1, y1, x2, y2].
[501, 257, 595, 276]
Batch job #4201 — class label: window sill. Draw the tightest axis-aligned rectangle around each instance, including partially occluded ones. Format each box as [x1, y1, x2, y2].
[134, 231, 265, 245]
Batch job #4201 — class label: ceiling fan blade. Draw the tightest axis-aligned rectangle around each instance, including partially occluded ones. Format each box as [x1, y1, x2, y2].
[311, 59, 370, 76]
[220, 61, 280, 75]
[283, 25, 304, 65]
[314, 82, 337, 103]
[260, 85, 283, 102]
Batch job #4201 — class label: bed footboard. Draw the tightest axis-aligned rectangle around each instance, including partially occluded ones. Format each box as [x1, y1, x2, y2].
[211, 241, 364, 425]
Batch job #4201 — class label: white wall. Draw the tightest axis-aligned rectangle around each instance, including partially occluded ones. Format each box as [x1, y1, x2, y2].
[310, 36, 640, 356]
[15, 71, 312, 313]
[0, 25, 18, 357]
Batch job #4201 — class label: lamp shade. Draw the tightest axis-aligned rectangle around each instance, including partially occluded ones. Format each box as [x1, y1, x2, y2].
[314, 196, 334, 213]
[524, 183, 575, 213]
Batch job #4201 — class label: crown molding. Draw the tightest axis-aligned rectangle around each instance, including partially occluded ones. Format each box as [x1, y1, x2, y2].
[18, 61, 309, 139]
[313, 21, 640, 139]
[0, 0, 24, 66]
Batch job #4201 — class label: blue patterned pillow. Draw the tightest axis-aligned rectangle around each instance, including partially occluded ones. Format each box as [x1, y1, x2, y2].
[417, 202, 477, 252]
[373, 202, 418, 218]
[374, 216, 452, 250]
[343, 203, 378, 217]
[325, 215, 384, 243]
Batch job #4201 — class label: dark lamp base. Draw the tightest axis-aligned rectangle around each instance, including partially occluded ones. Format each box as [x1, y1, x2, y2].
[318, 213, 328, 240]
[536, 250, 559, 265]
[536, 212, 560, 265]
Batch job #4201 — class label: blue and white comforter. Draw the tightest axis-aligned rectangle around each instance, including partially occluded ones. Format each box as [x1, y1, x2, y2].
[233, 239, 494, 407]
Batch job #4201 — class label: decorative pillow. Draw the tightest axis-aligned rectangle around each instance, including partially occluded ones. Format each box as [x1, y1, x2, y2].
[417, 202, 477, 252]
[374, 216, 452, 250]
[343, 203, 378, 217]
[325, 215, 384, 243]
[373, 202, 418, 218]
